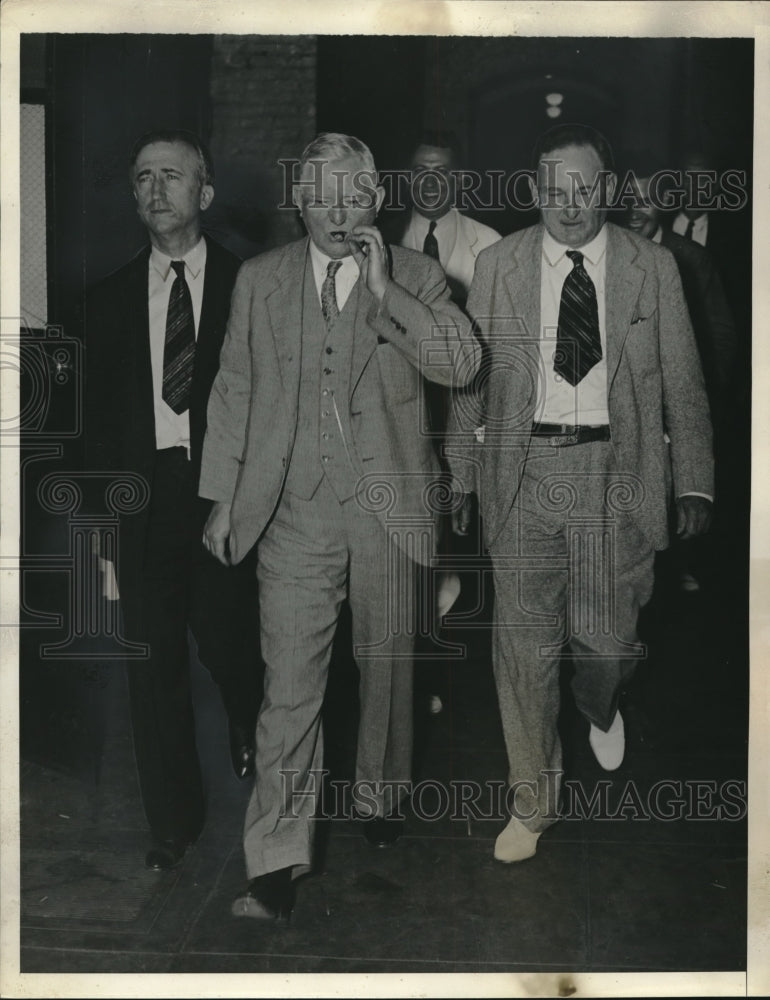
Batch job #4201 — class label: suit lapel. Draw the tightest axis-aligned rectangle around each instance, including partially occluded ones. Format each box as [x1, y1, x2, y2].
[193, 236, 225, 410]
[504, 224, 542, 344]
[349, 277, 378, 396]
[459, 212, 478, 256]
[604, 223, 645, 392]
[266, 239, 308, 392]
[125, 248, 156, 455]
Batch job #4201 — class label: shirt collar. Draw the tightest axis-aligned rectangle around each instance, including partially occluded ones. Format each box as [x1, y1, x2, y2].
[652, 226, 663, 244]
[150, 236, 206, 281]
[410, 208, 457, 241]
[542, 224, 607, 267]
[308, 238, 359, 282]
[677, 210, 707, 225]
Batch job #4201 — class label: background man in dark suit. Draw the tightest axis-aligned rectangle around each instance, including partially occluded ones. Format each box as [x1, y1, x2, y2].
[626, 169, 737, 592]
[200, 133, 478, 920]
[664, 149, 751, 342]
[85, 130, 262, 872]
[447, 124, 714, 864]
[628, 171, 737, 413]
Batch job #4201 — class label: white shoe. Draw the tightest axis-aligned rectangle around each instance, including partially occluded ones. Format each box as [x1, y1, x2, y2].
[436, 572, 461, 620]
[493, 816, 541, 863]
[427, 694, 443, 715]
[589, 710, 625, 771]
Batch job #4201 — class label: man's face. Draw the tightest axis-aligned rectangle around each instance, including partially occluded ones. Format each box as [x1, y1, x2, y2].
[410, 144, 454, 221]
[133, 141, 213, 245]
[625, 176, 659, 240]
[532, 143, 616, 248]
[293, 154, 384, 259]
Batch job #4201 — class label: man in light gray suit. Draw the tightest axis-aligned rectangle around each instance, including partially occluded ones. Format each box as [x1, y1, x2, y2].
[200, 133, 478, 918]
[447, 124, 713, 863]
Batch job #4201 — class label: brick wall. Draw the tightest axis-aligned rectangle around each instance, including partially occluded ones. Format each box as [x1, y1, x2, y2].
[207, 35, 317, 257]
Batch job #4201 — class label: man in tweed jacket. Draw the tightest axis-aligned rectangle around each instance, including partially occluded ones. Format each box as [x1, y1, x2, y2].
[446, 124, 713, 863]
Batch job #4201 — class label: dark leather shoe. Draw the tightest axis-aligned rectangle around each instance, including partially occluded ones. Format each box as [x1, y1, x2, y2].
[231, 867, 294, 920]
[229, 718, 256, 780]
[357, 812, 404, 848]
[145, 839, 192, 871]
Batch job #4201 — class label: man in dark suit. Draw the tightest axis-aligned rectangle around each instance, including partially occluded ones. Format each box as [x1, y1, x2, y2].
[447, 124, 713, 863]
[85, 130, 262, 872]
[664, 149, 751, 341]
[626, 170, 736, 591]
[627, 170, 736, 416]
[200, 133, 478, 919]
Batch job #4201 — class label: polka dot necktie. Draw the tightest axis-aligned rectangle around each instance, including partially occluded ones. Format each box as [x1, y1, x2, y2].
[321, 260, 343, 327]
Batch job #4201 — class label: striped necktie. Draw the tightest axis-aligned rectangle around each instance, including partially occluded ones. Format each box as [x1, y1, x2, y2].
[162, 260, 195, 414]
[554, 250, 602, 386]
[321, 260, 343, 326]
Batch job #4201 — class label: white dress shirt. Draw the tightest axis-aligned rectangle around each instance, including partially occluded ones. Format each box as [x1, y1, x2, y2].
[402, 208, 459, 268]
[148, 237, 207, 451]
[672, 210, 709, 247]
[308, 240, 360, 311]
[536, 227, 609, 426]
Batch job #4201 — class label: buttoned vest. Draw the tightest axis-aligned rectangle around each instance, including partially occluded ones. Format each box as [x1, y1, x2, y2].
[284, 256, 361, 502]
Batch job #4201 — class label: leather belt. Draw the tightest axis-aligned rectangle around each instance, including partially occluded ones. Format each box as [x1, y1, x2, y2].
[530, 422, 611, 446]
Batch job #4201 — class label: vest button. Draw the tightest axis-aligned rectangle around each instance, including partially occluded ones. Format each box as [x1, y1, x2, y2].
[325, 346, 333, 354]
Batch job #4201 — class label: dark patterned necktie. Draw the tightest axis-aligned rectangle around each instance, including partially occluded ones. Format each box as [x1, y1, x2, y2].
[423, 220, 440, 261]
[162, 260, 195, 414]
[684, 217, 695, 240]
[321, 259, 342, 326]
[554, 250, 603, 386]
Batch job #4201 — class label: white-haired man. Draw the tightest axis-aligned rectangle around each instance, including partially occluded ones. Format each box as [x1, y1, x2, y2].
[200, 133, 479, 918]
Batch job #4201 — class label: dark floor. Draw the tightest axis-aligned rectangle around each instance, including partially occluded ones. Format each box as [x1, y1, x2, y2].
[18, 543, 748, 976]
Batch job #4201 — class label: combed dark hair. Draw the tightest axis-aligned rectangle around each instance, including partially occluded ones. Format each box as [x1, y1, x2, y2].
[129, 129, 215, 186]
[532, 123, 615, 173]
[414, 129, 460, 156]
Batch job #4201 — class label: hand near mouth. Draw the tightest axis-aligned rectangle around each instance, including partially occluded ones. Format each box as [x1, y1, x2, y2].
[347, 226, 390, 303]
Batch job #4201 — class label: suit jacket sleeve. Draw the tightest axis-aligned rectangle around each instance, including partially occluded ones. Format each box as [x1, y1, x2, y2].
[700, 256, 737, 402]
[83, 277, 133, 520]
[366, 256, 480, 387]
[444, 246, 499, 496]
[198, 262, 254, 503]
[658, 251, 715, 499]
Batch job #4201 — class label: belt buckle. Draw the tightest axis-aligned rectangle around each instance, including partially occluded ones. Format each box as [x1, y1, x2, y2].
[549, 427, 578, 446]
